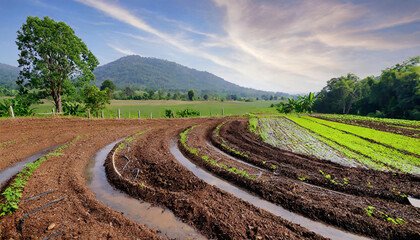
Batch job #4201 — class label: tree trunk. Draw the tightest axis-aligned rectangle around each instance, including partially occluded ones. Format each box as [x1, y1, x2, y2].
[52, 90, 62, 113]
[342, 101, 346, 114]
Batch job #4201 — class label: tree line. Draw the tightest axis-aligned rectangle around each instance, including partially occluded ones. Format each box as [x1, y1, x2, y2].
[313, 56, 420, 120]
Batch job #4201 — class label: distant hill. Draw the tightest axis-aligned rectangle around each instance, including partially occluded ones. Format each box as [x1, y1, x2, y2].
[0, 63, 19, 87]
[94, 55, 290, 98]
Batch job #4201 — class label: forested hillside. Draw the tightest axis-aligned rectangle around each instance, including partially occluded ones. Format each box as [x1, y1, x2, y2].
[0, 63, 18, 87]
[313, 56, 420, 120]
[93, 55, 289, 98]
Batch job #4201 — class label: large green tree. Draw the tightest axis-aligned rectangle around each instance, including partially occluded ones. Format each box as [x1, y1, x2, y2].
[16, 16, 99, 113]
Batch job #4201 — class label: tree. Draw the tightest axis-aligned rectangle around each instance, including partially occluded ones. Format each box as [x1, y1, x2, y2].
[16, 16, 98, 113]
[122, 86, 135, 99]
[82, 85, 110, 116]
[100, 79, 116, 98]
[188, 89, 195, 101]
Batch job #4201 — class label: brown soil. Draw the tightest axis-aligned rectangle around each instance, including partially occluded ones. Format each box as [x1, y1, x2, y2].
[313, 116, 420, 138]
[0, 117, 163, 239]
[1, 117, 419, 240]
[208, 118, 420, 239]
[107, 118, 324, 240]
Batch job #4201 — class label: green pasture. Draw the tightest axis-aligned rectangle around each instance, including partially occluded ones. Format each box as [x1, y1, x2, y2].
[32, 100, 278, 118]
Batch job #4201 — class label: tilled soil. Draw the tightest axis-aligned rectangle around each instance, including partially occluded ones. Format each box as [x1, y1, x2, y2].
[108, 118, 324, 240]
[0, 117, 164, 239]
[209, 118, 420, 239]
[1, 117, 419, 239]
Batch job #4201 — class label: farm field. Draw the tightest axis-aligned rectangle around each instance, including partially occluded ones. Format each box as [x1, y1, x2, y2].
[32, 99, 278, 118]
[0, 115, 419, 239]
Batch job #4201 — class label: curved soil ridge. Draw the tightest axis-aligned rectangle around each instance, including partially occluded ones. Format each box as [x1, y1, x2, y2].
[214, 119, 420, 199]
[0, 118, 162, 239]
[183, 121, 420, 240]
[105, 122, 325, 240]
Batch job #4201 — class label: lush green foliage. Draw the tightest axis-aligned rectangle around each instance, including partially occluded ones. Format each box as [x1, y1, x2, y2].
[176, 108, 200, 118]
[16, 16, 99, 113]
[276, 92, 316, 113]
[164, 109, 174, 118]
[314, 57, 420, 120]
[82, 85, 110, 116]
[100, 79, 116, 98]
[0, 94, 37, 117]
[187, 89, 195, 101]
[248, 118, 259, 133]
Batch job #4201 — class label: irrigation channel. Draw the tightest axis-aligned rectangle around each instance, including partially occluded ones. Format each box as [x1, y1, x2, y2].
[84, 140, 206, 240]
[170, 140, 370, 240]
[0, 145, 60, 187]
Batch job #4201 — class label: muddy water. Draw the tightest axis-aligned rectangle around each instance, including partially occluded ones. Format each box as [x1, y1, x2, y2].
[0, 145, 60, 187]
[408, 197, 420, 208]
[170, 140, 370, 240]
[85, 141, 206, 240]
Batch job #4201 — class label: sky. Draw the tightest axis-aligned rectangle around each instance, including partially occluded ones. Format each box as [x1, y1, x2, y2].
[0, 0, 419, 93]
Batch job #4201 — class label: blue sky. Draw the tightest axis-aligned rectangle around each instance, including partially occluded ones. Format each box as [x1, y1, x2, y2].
[0, 0, 419, 93]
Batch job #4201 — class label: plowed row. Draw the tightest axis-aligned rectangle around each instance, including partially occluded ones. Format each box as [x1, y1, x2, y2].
[1, 117, 419, 239]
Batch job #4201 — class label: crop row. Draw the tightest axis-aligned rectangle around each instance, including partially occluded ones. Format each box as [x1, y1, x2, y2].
[251, 118, 363, 168]
[214, 122, 249, 158]
[181, 126, 255, 180]
[304, 116, 420, 156]
[0, 136, 82, 216]
[319, 114, 420, 127]
[287, 116, 420, 175]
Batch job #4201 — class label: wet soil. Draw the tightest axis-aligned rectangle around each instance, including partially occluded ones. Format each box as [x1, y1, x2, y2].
[0, 117, 163, 239]
[107, 118, 325, 240]
[313, 116, 420, 139]
[209, 118, 420, 239]
[1, 117, 419, 239]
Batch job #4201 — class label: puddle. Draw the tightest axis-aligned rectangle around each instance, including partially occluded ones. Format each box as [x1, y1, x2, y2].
[408, 197, 420, 208]
[85, 140, 206, 240]
[0, 145, 60, 187]
[170, 140, 370, 240]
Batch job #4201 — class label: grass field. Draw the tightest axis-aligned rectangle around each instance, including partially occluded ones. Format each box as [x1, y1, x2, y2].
[32, 99, 278, 118]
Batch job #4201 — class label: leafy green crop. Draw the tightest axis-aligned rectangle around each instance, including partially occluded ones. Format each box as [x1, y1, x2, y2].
[180, 126, 255, 180]
[287, 116, 420, 174]
[304, 116, 420, 156]
[320, 114, 420, 127]
[0, 135, 82, 216]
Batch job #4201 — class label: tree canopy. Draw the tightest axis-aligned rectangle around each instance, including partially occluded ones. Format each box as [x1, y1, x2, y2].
[16, 16, 99, 112]
[313, 56, 420, 120]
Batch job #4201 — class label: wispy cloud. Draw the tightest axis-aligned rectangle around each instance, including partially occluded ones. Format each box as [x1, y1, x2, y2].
[107, 44, 135, 55]
[75, 0, 420, 93]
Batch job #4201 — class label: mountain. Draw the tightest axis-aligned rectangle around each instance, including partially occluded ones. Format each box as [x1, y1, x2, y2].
[94, 55, 290, 98]
[0, 63, 19, 87]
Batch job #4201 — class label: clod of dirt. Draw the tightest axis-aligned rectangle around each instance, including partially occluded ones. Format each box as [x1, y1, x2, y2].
[47, 223, 56, 230]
